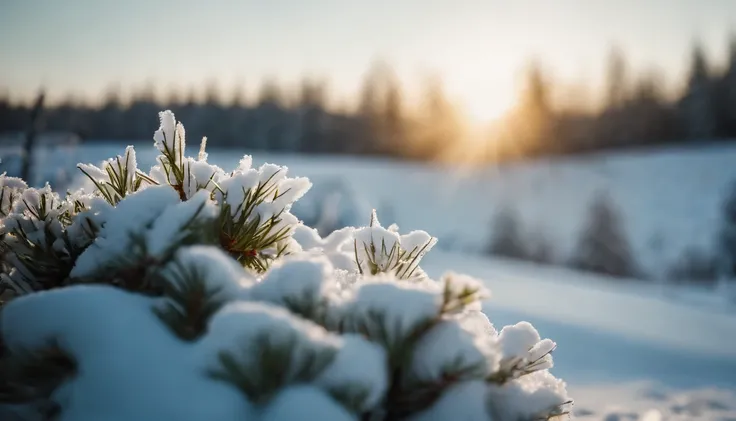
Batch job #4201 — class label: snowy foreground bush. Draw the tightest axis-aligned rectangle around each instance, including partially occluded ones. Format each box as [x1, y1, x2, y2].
[0, 111, 571, 421]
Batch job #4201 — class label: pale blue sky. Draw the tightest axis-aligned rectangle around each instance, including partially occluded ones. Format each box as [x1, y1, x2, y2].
[1, 0, 735, 118]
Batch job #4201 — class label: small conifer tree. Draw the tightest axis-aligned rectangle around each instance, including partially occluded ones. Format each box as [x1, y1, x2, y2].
[717, 180, 736, 302]
[488, 207, 529, 260]
[571, 191, 636, 278]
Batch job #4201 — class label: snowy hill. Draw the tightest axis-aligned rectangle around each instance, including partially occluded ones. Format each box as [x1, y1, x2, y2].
[64, 141, 736, 282]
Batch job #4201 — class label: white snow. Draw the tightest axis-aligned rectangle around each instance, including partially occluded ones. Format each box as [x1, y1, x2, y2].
[292, 225, 359, 271]
[187, 158, 226, 192]
[13, 141, 736, 419]
[459, 310, 498, 337]
[0, 285, 252, 421]
[339, 281, 439, 347]
[400, 230, 437, 256]
[70, 185, 180, 278]
[153, 110, 184, 162]
[77, 145, 138, 201]
[569, 382, 736, 421]
[315, 334, 388, 411]
[200, 301, 342, 375]
[497, 321, 543, 360]
[14, 183, 60, 217]
[219, 171, 261, 216]
[410, 319, 495, 382]
[236, 155, 253, 173]
[144, 189, 217, 256]
[257, 163, 287, 186]
[439, 271, 488, 313]
[270, 176, 312, 210]
[486, 370, 570, 421]
[292, 224, 324, 249]
[0, 173, 26, 216]
[160, 245, 254, 299]
[249, 256, 333, 309]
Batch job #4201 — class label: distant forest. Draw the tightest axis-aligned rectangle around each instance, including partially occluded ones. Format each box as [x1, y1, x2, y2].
[3, 40, 736, 163]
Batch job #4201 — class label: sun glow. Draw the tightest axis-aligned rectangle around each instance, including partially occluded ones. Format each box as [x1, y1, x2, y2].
[461, 84, 517, 126]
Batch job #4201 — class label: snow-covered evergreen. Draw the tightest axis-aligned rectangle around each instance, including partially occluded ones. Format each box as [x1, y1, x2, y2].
[571, 191, 637, 279]
[717, 181, 736, 303]
[0, 110, 571, 421]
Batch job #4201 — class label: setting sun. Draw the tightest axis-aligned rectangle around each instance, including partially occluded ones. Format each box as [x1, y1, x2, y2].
[461, 87, 517, 125]
[432, 44, 521, 127]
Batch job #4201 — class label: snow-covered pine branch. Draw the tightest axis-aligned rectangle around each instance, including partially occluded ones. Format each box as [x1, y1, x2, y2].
[0, 110, 571, 421]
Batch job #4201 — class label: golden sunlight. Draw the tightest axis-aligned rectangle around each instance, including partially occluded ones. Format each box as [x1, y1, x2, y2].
[461, 84, 517, 125]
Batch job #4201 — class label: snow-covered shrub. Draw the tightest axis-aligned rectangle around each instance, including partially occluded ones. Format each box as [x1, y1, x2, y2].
[570, 191, 637, 279]
[487, 206, 529, 260]
[716, 180, 736, 302]
[0, 110, 571, 421]
[527, 229, 555, 265]
[667, 246, 718, 286]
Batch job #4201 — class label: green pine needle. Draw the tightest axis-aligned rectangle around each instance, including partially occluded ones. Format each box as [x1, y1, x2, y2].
[208, 331, 337, 404]
[153, 262, 227, 341]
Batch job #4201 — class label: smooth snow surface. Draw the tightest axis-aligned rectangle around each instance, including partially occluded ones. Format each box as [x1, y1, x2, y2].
[569, 382, 736, 421]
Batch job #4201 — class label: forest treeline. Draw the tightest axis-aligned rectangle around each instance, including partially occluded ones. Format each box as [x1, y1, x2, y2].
[2, 40, 736, 163]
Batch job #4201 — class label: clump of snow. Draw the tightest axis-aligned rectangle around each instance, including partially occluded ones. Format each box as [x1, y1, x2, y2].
[409, 319, 496, 383]
[293, 225, 358, 271]
[322, 227, 357, 251]
[77, 145, 138, 203]
[315, 334, 388, 411]
[197, 300, 372, 412]
[458, 310, 497, 337]
[153, 110, 184, 163]
[440, 271, 489, 313]
[498, 321, 543, 358]
[144, 189, 218, 256]
[494, 321, 556, 379]
[2, 185, 63, 244]
[400, 230, 437, 257]
[292, 224, 324, 250]
[63, 190, 112, 248]
[271, 176, 312, 210]
[70, 185, 181, 278]
[337, 281, 440, 349]
[487, 370, 570, 421]
[219, 172, 261, 216]
[0, 173, 27, 216]
[352, 211, 437, 278]
[159, 245, 254, 300]
[248, 256, 334, 317]
[13, 183, 61, 219]
[186, 158, 226, 192]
